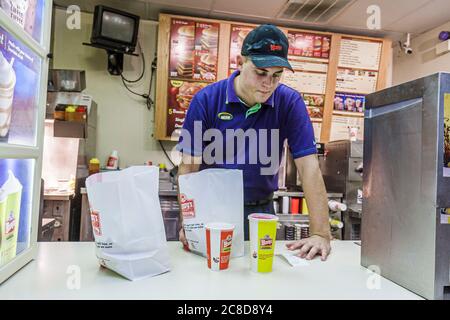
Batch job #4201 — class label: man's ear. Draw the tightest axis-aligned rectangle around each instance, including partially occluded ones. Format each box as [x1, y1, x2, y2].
[236, 55, 245, 71]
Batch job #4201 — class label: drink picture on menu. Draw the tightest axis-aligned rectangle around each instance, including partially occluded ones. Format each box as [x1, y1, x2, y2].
[169, 19, 195, 79]
[0, 0, 44, 43]
[0, 27, 40, 146]
[167, 80, 207, 137]
[334, 93, 365, 114]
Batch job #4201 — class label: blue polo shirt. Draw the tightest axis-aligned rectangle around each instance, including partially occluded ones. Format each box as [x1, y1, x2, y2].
[176, 70, 317, 202]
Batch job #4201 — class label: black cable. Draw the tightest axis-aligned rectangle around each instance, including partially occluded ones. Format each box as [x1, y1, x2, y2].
[159, 140, 175, 167]
[121, 41, 145, 83]
[119, 41, 156, 110]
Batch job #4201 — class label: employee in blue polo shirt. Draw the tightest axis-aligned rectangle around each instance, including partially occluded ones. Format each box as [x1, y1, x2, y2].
[177, 24, 331, 261]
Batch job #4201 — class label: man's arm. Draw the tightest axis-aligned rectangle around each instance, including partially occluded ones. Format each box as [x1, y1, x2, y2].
[177, 154, 202, 246]
[295, 154, 330, 240]
[285, 154, 331, 260]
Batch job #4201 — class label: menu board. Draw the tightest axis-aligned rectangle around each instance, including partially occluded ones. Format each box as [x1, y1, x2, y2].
[303, 93, 324, 120]
[166, 79, 207, 137]
[229, 25, 254, 71]
[288, 59, 328, 73]
[169, 19, 219, 82]
[0, 0, 44, 43]
[333, 93, 365, 114]
[444, 94, 450, 177]
[282, 71, 327, 95]
[329, 115, 364, 141]
[0, 26, 41, 146]
[339, 38, 382, 70]
[288, 31, 331, 59]
[336, 68, 378, 94]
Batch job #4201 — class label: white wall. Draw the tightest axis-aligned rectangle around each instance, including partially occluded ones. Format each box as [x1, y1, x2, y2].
[52, 8, 176, 169]
[393, 20, 450, 86]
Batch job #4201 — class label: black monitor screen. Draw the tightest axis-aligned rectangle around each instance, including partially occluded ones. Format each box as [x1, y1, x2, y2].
[101, 11, 135, 43]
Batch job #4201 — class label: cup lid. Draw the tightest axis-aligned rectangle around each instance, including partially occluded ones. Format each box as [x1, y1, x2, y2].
[248, 213, 279, 221]
[205, 222, 235, 231]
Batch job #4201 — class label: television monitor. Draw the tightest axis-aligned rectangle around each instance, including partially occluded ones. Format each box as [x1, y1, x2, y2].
[90, 5, 140, 54]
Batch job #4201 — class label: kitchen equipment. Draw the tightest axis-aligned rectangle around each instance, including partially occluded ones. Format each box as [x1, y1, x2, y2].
[361, 72, 450, 300]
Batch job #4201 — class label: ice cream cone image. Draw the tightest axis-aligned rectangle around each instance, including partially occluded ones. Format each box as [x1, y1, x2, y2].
[0, 52, 16, 138]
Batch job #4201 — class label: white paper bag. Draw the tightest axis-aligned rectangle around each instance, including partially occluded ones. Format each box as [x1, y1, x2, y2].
[85, 166, 171, 280]
[178, 169, 244, 257]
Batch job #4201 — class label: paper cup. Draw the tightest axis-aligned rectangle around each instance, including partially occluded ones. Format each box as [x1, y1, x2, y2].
[248, 213, 279, 273]
[205, 222, 234, 271]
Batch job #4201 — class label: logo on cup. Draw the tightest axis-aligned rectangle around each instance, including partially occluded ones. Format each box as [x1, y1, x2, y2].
[222, 234, 232, 252]
[252, 251, 257, 259]
[90, 210, 102, 236]
[213, 257, 219, 263]
[180, 194, 196, 218]
[260, 235, 273, 249]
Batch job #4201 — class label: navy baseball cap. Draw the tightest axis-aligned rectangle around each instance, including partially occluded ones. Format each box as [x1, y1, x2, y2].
[241, 24, 293, 71]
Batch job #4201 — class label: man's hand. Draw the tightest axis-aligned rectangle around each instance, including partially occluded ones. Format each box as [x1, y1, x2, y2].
[286, 235, 331, 261]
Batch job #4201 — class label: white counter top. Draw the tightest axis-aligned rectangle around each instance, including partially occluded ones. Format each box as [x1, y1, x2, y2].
[0, 241, 422, 300]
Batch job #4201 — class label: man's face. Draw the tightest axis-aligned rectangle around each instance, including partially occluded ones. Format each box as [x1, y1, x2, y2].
[237, 56, 284, 104]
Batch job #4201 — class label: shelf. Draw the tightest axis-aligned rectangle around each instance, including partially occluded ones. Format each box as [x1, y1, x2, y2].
[0, 145, 40, 159]
[274, 191, 343, 198]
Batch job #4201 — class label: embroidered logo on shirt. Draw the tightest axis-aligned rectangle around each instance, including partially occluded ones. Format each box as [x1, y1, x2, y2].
[218, 112, 233, 121]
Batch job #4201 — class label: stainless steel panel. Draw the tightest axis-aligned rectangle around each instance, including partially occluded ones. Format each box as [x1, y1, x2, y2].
[361, 72, 450, 300]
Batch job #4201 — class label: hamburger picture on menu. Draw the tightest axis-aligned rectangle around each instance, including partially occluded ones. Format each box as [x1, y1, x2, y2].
[167, 80, 207, 137]
[194, 22, 219, 81]
[229, 25, 254, 71]
[169, 19, 195, 79]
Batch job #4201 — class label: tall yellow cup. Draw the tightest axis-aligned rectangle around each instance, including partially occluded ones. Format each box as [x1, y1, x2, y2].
[248, 213, 279, 273]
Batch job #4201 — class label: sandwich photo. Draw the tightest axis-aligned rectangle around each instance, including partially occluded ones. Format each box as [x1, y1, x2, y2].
[176, 82, 206, 109]
[197, 53, 217, 81]
[200, 26, 218, 50]
[177, 51, 194, 77]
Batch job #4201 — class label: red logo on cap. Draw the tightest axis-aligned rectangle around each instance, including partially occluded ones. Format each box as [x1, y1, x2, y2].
[270, 44, 282, 51]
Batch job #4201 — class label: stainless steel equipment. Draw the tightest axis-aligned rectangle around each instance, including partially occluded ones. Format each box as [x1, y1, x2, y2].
[361, 72, 450, 300]
[319, 140, 363, 240]
[40, 69, 97, 241]
[48, 69, 86, 92]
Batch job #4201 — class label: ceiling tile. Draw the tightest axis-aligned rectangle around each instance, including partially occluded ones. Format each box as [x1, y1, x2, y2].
[211, 0, 286, 18]
[328, 0, 431, 30]
[385, 0, 450, 34]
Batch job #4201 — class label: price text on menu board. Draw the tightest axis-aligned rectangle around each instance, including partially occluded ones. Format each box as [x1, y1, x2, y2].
[338, 38, 382, 71]
[169, 19, 220, 82]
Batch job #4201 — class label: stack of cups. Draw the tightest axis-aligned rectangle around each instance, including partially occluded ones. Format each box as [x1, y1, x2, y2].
[0, 52, 16, 139]
[248, 213, 279, 273]
[205, 222, 235, 271]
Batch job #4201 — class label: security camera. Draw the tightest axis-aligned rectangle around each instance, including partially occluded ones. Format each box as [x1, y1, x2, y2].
[399, 33, 413, 55]
[404, 46, 413, 54]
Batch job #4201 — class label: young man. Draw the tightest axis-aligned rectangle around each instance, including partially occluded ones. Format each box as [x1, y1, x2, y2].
[176, 24, 331, 261]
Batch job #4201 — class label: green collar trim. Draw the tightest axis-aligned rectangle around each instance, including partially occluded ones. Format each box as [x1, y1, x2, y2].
[238, 97, 262, 118]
